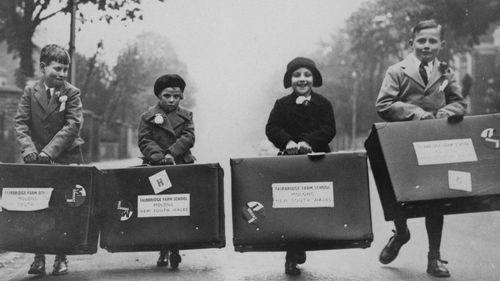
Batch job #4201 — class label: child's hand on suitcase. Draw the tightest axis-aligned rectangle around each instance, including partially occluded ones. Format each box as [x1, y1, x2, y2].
[420, 112, 435, 120]
[285, 141, 299, 155]
[23, 152, 39, 164]
[164, 154, 175, 165]
[150, 153, 165, 165]
[297, 141, 312, 154]
[38, 152, 53, 164]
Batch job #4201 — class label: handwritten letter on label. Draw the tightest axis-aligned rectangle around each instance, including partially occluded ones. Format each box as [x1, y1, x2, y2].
[413, 139, 478, 165]
[148, 170, 172, 194]
[137, 194, 190, 218]
[1, 188, 53, 211]
[272, 182, 334, 208]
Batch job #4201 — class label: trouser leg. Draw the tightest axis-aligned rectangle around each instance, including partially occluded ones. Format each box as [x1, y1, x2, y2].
[285, 250, 296, 261]
[425, 215, 444, 259]
[394, 217, 408, 234]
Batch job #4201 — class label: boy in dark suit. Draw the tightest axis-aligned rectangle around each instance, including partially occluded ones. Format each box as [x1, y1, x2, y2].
[14, 44, 85, 275]
[375, 19, 466, 277]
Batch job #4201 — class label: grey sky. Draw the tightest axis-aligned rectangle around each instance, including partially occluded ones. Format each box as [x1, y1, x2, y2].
[36, 0, 365, 160]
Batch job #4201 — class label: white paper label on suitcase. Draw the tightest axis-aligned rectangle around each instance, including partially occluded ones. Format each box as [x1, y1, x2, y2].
[448, 170, 472, 192]
[272, 182, 334, 208]
[148, 170, 172, 194]
[413, 138, 478, 165]
[137, 194, 190, 217]
[1, 188, 53, 211]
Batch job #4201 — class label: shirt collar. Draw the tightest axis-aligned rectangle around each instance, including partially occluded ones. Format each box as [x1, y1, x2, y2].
[44, 83, 55, 96]
[411, 53, 434, 69]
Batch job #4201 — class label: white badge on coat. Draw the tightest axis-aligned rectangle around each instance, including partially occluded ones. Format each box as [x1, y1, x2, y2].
[438, 80, 449, 92]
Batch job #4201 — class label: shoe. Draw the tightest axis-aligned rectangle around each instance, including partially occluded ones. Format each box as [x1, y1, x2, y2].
[427, 258, 450, 277]
[52, 255, 68, 276]
[379, 229, 410, 264]
[295, 251, 306, 264]
[28, 255, 46, 275]
[285, 260, 301, 275]
[157, 250, 168, 267]
[170, 250, 181, 269]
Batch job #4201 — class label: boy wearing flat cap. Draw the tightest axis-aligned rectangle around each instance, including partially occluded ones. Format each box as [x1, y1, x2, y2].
[265, 57, 336, 275]
[138, 74, 196, 268]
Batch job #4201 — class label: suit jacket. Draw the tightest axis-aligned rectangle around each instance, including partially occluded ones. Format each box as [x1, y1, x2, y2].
[376, 55, 467, 122]
[14, 79, 84, 163]
[138, 104, 196, 164]
[265, 91, 336, 153]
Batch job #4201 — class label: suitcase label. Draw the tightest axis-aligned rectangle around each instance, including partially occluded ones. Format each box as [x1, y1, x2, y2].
[242, 201, 266, 224]
[480, 128, 500, 149]
[115, 200, 134, 221]
[412, 138, 477, 165]
[448, 170, 472, 192]
[271, 182, 334, 208]
[148, 169, 172, 194]
[137, 194, 190, 218]
[1, 187, 53, 211]
[65, 184, 87, 207]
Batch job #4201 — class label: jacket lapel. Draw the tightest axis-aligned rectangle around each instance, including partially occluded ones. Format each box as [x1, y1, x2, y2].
[33, 82, 50, 112]
[160, 114, 175, 135]
[401, 56, 426, 89]
[146, 104, 175, 135]
[425, 59, 443, 91]
[167, 110, 187, 130]
[46, 82, 68, 117]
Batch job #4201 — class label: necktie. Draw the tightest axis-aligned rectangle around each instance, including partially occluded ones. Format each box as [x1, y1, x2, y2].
[419, 62, 428, 85]
[46, 89, 51, 105]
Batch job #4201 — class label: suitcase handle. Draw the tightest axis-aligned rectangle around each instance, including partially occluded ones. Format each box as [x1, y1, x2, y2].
[307, 152, 325, 160]
[447, 115, 463, 123]
[279, 151, 326, 160]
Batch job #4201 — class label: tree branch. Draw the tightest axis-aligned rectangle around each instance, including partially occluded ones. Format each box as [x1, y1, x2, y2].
[34, 6, 69, 26]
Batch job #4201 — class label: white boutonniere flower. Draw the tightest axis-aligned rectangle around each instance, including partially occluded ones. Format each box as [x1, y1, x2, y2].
[154, 113, 164, 125]
[295, 96, 310, 105]
[438, 79, 449, 92]
[296, 96, 306, 104]
[56, 91, 67, 112]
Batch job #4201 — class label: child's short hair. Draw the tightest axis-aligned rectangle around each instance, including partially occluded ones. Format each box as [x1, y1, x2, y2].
[412, 19, 444, 39]
[40, 44, 71, 65]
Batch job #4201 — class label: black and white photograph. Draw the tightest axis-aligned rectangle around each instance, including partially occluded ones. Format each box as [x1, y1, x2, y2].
[0, 0, 500, 280]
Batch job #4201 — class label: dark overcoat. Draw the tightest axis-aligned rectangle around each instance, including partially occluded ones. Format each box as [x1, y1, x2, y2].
[265, 91, 336, 153]
[138, 104, 196, 164]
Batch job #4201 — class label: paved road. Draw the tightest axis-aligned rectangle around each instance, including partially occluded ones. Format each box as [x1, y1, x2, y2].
[1, 159, 500, 280]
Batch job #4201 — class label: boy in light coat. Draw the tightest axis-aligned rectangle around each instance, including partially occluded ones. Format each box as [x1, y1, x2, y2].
[375, 19, 466, 278]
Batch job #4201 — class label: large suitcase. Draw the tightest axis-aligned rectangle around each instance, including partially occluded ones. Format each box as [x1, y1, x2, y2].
[0, 164, 100, 254]
[231, 152, 372, 252]
[365, 114, 500, 221]
[98, 163, 225, 252]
